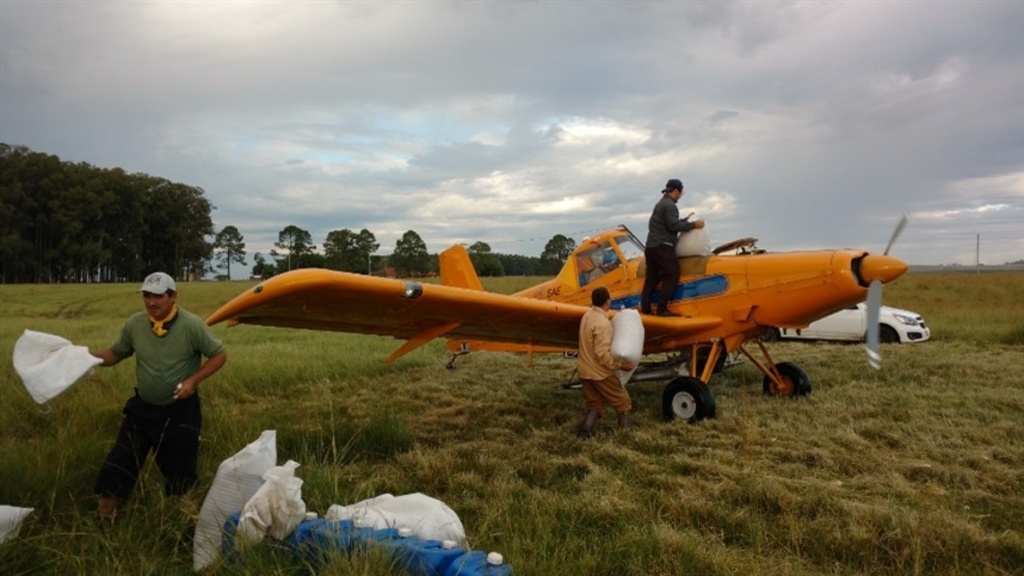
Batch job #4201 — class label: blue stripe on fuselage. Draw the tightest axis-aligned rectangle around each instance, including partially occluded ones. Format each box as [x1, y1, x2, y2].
[613, 274, 729, 310]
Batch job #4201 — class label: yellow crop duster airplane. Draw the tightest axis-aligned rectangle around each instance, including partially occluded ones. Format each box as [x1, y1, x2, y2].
[205, 221, 908, 423]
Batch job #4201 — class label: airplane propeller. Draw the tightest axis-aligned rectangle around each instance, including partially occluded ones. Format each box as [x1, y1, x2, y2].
[883, 211, 909, 257]
[866, 212, 910, 369]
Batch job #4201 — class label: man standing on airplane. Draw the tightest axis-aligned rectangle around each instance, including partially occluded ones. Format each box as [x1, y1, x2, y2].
[641, 178, 704, 316]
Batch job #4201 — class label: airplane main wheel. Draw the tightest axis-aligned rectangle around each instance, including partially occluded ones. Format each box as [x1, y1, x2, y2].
[762, 361, 812, 397]
[662, 377, 717, 423]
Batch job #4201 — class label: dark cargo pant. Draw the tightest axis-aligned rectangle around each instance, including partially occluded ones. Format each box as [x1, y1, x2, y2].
[94, 392, 201, 500]
[641, 243, 680, 313]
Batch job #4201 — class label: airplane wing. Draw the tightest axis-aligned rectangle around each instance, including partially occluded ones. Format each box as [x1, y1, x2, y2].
[205, 269, 722, 362]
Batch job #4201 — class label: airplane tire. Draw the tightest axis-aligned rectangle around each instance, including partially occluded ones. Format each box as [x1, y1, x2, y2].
[662, 377, 716, 423]
[762, 361, 812, 397]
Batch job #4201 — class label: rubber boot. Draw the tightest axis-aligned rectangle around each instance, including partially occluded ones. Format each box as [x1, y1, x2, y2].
[577, 411, 600, 440]
[617, 411, 632, 430]
[97, 495, 123, 523]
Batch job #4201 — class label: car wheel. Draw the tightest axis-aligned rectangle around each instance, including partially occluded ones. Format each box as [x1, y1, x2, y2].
[763, 361, 812, 397]
[662, 377, 716, 423]
[760, 327, 781, 342]
[879, 325, 900, 344]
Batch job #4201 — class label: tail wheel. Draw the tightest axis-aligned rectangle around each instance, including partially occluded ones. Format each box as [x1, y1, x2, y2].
[762, 361, 812, 397]
[662, 377, 717, 423]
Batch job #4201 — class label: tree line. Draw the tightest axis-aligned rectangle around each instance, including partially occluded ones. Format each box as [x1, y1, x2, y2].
[0, 143, 579, 284]
[0, 143, 214, 283]
[238, 226, 578, 280]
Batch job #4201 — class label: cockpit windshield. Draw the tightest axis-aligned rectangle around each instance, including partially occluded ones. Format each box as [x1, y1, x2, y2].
[575, 234, 647, 287]
[615, 235, 645, 262]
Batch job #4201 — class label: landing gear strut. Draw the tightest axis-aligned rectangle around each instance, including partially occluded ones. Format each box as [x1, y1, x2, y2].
[740, 339, 813, 397]
[445, 345, 471, 370]
[660, 337, 814, 422]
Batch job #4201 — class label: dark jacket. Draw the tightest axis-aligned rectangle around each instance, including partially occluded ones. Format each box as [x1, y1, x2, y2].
[645, 194, 695, 247]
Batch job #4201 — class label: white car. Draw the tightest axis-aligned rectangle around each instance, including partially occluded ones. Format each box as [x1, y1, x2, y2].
[763, 303, 930, 344]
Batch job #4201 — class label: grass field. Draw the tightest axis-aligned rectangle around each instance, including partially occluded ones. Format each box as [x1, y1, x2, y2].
[1, 271, 1022, 575]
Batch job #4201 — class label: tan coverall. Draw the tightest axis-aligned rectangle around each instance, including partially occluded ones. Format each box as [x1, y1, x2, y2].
[577, 305, 632, 414]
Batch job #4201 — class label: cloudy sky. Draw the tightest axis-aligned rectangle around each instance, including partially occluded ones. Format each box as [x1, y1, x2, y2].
[2, 1, 1022, 275]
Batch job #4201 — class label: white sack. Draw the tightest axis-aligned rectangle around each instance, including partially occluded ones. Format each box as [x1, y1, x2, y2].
[611, 309, 644, 385]
[13, 330, 103, 404]
[237, 460, 306, 543]
[675, 226, 711, 257]
[193, 430, 277, 572]
[325, 493, 465, 544]
[0, 506, 33, 543]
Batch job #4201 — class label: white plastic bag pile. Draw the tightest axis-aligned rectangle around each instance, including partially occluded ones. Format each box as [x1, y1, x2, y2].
[193, 430, 467, 572]
[325, 492, 465, 544]
[236, 459, 307, 543]
[193, 430, 279, 571]
[12, 330, 102, 403]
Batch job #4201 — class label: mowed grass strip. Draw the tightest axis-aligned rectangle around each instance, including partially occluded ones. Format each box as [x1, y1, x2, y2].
[0, 271, 1022, 575]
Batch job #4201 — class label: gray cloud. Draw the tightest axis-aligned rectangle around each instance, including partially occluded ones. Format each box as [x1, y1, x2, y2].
[2, 0, 1021, 272]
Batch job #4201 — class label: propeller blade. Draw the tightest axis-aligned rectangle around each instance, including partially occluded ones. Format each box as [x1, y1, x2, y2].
[865, 279, 882, 370]
[883, 212, 910, 256]
[865, 212, 908, 369]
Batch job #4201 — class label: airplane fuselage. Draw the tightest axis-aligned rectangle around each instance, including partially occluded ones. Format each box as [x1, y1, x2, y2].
[514, 228, 906, 355]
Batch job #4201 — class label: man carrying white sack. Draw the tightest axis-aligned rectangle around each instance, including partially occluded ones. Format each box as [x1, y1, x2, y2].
[90, 272, 227, 523]
[576, 287, 637, 439]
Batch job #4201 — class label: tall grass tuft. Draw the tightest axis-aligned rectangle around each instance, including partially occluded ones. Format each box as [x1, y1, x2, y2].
[1000, 321, 1024, 345]
[355, 409, 414, 459]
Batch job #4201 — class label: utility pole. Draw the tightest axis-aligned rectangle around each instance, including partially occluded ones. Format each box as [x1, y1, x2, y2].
[976, 234, 980, 274]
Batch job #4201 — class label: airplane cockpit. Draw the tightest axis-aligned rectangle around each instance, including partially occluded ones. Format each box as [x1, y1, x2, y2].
[613, 234, 645, 261]
[574, 230, 646, 287]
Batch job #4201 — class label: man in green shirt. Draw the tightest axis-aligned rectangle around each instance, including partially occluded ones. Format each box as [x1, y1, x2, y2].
[91, 272, 227, 522]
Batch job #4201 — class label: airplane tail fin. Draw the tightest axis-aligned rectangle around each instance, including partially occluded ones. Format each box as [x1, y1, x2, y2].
[439, 244, 484, 291]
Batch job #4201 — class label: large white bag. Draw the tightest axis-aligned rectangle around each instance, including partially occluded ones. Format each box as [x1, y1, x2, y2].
[676, 225, 711, 257]
[325, 493, 465, 544]
[193, 430, 277, 571]
[610, 309, 644, 385]
[237, 460, 307, 543]
[13, 330, 102, 403]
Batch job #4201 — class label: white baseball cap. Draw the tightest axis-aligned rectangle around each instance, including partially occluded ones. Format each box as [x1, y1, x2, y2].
[139, 272, 177, 294]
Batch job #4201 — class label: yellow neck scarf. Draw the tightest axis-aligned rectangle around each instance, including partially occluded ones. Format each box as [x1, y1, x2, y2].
[150, 305, 178, 337]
